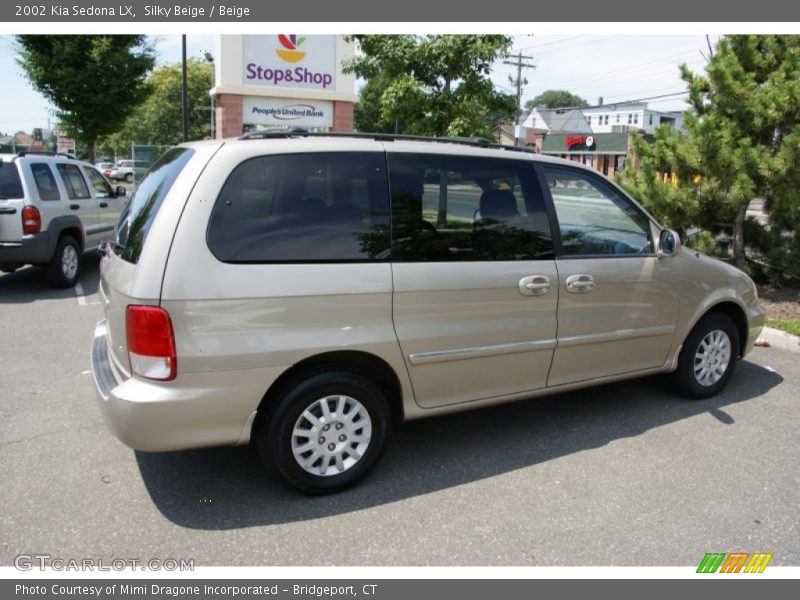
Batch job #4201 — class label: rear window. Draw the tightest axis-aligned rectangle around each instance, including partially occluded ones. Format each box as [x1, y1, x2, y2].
[0, 162, 24, 200]
[207, 152, 390, 263]
[113, 147, 194, 264]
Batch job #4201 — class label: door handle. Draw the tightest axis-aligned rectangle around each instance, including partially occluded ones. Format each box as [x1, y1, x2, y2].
[99, 202, 108, 208]
[566, 274, 596, 293]
[69, 204, 80, 210]
[518, 275, 551, 296]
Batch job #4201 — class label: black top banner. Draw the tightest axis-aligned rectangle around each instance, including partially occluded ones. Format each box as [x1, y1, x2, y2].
[3, 0, 800, 22]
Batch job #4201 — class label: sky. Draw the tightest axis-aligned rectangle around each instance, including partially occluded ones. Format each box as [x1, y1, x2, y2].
[0, 34, 713, 134]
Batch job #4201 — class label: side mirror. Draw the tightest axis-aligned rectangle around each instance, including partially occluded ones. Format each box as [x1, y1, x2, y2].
[658, 229, 681, 257]
[115, 186, 127, 198]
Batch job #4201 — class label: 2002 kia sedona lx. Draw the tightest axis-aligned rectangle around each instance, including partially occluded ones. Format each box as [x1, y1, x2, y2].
[90, 133, 765, 493]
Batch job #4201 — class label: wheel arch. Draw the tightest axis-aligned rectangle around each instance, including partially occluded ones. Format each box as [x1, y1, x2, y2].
[45, 216, 85, 255]
[705, 301, 748, 357]
[252, 350, 406, 440]
[686, 300, 749, 358]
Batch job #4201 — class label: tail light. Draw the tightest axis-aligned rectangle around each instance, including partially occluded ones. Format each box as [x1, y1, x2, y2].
[126, 305, 177, 381]
[21, 205, 41, 234]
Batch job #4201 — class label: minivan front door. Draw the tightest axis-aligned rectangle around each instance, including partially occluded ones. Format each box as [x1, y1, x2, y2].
[540, 164, 679, 387]
[388, 151, 558, 408]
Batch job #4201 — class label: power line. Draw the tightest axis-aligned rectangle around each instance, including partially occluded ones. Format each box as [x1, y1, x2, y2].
[538, 48, 701, 90]
[543, 91, 689, 112]
[514, 35, 588, 52]
[527, 35, 623, 56]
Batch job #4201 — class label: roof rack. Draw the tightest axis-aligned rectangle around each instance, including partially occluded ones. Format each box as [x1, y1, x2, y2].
[12, 151, 74, 161]
[238, 129, 538, 154]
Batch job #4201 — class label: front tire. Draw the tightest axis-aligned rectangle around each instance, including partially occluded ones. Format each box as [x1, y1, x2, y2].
[672, 312, 739, 399]
[45, 235, 80, 288]
[256, 369, 389, 494]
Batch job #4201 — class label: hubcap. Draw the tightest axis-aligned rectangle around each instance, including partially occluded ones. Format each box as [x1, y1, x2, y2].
[291, 395, 372, 477]
[61, 245, 78, 279]
[693, 329, 732, 387]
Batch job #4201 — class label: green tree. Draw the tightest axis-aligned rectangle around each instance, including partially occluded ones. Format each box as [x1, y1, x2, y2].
[619, 35, 800, 268]
[525, 90, 588, 110]
[344, 35, 517, 138]
[354, 75, 397, 133]
[15, 35, 155, 162]
[100, 59, 213, 156]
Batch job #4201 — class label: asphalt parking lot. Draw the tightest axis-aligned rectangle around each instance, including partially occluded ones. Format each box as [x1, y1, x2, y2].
[1, 256, 798, 566]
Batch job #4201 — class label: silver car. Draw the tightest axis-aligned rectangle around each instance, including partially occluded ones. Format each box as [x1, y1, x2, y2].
[90, 133, 765, 494]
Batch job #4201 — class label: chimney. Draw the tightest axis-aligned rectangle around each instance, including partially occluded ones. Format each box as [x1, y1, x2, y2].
[597, 96, 604, 106]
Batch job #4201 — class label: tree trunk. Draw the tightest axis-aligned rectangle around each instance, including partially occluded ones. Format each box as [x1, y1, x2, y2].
[732, 207, 746, 266]
[437, 170, 448, 227]
[87, 139, 96, 164]
[443, 76, 451, 136]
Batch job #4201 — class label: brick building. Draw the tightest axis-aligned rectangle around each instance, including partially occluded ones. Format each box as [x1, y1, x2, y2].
[212, 35, 356, 138]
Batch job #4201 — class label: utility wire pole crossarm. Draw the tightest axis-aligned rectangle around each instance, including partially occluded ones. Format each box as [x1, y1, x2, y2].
[503, 53, 536, 146]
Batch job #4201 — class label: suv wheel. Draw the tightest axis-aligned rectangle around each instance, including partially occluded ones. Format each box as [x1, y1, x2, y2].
[672, 312, 740, 399]
[45, 235, 81, 288]
[256, 369, 389, 494]
[124, 173, 133, 184]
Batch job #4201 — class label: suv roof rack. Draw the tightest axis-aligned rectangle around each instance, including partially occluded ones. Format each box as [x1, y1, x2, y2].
[12, 151, 74, 161]
[238, 129, 538, 155]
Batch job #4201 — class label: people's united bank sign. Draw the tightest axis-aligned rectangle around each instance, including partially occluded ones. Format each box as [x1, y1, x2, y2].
[243, 34, 338, 91]
[243, 97, 334, 128]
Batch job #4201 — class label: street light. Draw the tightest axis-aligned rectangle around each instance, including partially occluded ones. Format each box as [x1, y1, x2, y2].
[203, 50, 215, 139]
[181, 35, 189, 142]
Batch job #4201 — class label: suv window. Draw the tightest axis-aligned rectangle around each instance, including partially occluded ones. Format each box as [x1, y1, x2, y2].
[114, 147, 194, 264]
[542, 165, 652, 256]
[82, 166, 113, 198]
[31, 163, 61, 201]
[207, 152, 390, 263]
[388, 153, 553, 261]
[0, 162, 24, 199]
[56, 163, 90, 200]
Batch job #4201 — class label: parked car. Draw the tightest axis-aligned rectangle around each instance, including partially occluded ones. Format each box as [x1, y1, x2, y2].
[0, 152, 127, 287]
[108, 160, 149, 183]
[94, 161, 114, 172]
[90, 133, 765, 494]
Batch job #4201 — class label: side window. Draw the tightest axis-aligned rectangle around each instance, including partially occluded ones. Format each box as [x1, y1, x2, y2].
[207, 153, 390, 263]
[55, 164, 90, 200]
[30, 163, 61, 201]
[388, 153, 553, 261]
[543, 166, 653, 256]
[82, 166, 113, 198]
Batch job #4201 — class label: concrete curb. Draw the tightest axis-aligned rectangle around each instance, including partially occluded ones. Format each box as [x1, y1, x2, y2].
[756, 327, 800, 354]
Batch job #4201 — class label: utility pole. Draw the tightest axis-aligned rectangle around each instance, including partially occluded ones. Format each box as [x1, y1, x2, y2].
[503, 52, 536, 145]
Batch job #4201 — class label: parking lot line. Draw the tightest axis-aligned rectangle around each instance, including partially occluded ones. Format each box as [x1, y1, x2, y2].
[74, 281, 87, 306]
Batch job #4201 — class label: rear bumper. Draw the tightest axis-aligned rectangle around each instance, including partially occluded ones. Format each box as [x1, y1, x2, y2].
[90, 320, 283, 452]
[0, 232, 51, 265]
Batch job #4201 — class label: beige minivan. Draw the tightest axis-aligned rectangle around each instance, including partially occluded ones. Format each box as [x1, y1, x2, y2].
[90, 133, 764, 493]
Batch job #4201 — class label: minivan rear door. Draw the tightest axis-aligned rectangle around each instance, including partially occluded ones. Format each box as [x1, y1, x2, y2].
[387, 149, 558, 409]
[99, 143, 222, 374]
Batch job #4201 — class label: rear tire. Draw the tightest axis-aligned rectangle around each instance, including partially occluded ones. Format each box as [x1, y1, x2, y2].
[45, 235, 80, 288]
[672, 312, 739, 400]
[124, 173, 133, 184]
[256, 369, 389, 494]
